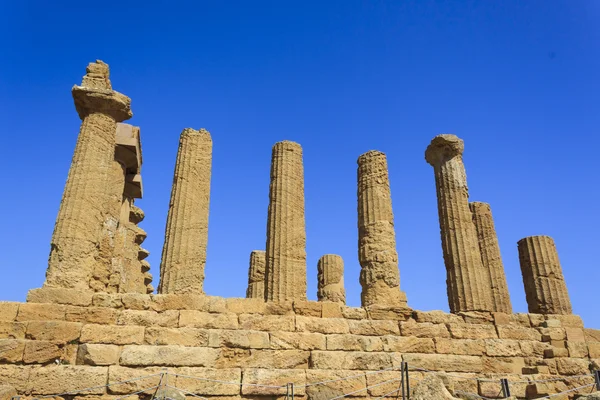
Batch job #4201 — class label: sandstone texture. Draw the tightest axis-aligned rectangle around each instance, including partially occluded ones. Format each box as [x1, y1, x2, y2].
[317, 254, 346, 304]
[246, 250, 266, 299]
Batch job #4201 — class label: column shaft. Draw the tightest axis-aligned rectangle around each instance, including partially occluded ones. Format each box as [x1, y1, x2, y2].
[317, 254, 345, 304]
[246, 250, 266, 299]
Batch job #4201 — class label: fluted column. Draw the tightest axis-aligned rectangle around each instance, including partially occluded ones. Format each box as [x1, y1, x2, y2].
[425, 134, 493, 313]
[45, 60, 132, 290]
[246, 250, 266, 299]
[159, 128, 212, 294]
[357, 151, 405, 307]
[470, 202, 512, 313]
[317, 254, 346, 304]
[518, 236, 572, 315]
[264, 141, 307, 302]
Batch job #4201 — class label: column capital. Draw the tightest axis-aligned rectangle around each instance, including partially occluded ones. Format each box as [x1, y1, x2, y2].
[425, 134, 464, 167]
[72, 86, 132, 121]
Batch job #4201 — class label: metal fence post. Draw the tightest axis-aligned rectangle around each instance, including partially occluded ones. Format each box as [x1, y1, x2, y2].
[291, 382, 295, 400]
[404, 362, 410, 400]
[400, 361, 405, 400]
[500, 378, 511, 398]
[595, 370, 600, 391]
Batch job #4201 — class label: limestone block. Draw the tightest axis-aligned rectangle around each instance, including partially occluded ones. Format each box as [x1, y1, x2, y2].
[544, 347, 569, 358]
[117, 310, 179, 327]
[447, 323, 497, 339]
[174, 367, 241, 396]
[27, 288, 94, 307]
[586, 329, 600, 343]
[482, 357, 525, 374]
[529, 314, 546, 327]
[144, 327, 208, 346]
[237, 314, 295, 332]
[317, 255, 346, 304]
[493, 312, 531, 327]
[413, 310, 463, 324]
[365, 304, 412, 321]
[540, 327, 566, 342]
[0, 339, 25, 362]
[216, 348, 309, 369]
[306, 370, 366, 398]
[206, 296, 228, 313]
[107, 366, 164, 394]
[0, 322, 26, 339]
[23, 340, 64, 364]
[497, 325, 541, 341]
[348, 319, 399, 336]
[565, 327, 586, 342]
[121, 294, 151, 310]
[311, 351, 392, 370]
[519, 340, 549, 357]
[567, 341, 589, 358]
[341, 306, 367, 320]
[77, 344, 121, 365]
[226, 298, 267, 314]
[241, 369, 306, 395]
[381, 336, 435, 353]
[365, 371, 402, 397]
[295, 316, 348, 334]
[150, 294, 207, 311]
[0, 385, 16, 400]
[484, 339, 523, 357]
[27, 366, 109, 395]
[208, 330, 270, 349]
[66, 306, 119, 325]
[92, 293, 124, 308]
[321, 303, 343, 318]
[399, 321, 450, 338]
[549, 314, 584, 328]
[246, 251, 266, 299]
[120, 345, 219, 367]
[80, 324, 144, 345]
[26, 321, 82, 342]
[270, 332, 326, 350]
[16, 303, 66, 321]
[556, 358, 590, 375]
[457, 311, 495, 325]
[264, 301, 294, 315]
[326, 334, 384, 352]
[435, 338, 484, 356]
[589, 343, 600, 358]
[179, 310, 238, 329]
[293, 301, 323, 317]
[401, 353, 483, 373]
[0, 365, 31, 392]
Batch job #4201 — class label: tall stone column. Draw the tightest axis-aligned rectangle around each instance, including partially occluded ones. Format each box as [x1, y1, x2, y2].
[246, 250, 266, 299]
[357, 151, 405, 307]
[45, 60, 132, 290]
[317, 254, 346, 304]
[159, 128, 212, 294]
[518, 236, 572, 315]
[469, 202, 512, 313]
[264, 141, 307, 302]
[425, 135, 493, 313]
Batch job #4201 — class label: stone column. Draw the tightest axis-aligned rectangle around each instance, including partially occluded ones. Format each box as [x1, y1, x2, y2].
[159, 128, 212, 294]
[317, 254, 346, 304]
[246, 250, 266, 299]
[357, 150, 405, 307]
[518, 236, 572, 315]
[469, 202, 513, 313]
[45, 60, 132, 290]
[425, 135, 493, 313]
[264, 141, 307, 302]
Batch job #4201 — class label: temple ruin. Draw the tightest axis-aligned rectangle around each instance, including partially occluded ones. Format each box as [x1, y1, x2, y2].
[1, 60, 599, 400]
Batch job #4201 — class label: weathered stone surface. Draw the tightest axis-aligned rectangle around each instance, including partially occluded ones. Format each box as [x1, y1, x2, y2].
[107, 366, 163, 394]
[321, 302, 343, 318]
[382, 336, 435, 353]
[306, 369, 366, 398]
[26, 321, 82, 342]
[400, 321, 450, 338]
[179, 310, 238, 329]
[145, 327, 208, 346]
[294, 301, 323, 317]
[425, 134, 493, 312]
[241, 369, 306, 395]
[342, 306, 367, 320]
[0, 322, 26, 339]
[317, 255, 346, 304]
[216, 348, 309, 369]
[120, 293, 150, 310]
[27, 288, 94, 306]
[175, 367, 241, 395]
[326, 334, 384, 352]
[311, 351, 392, 370]
[208, 330, 269, 349]
[549, 314, 584, 328]
[120, 345, 219, 366]
[484, 339, 523, 357]
[16, 303, 66, 321]
[239, 314, 295, 331]
[265, 141, 307, 302]
[364, 371, 403, 397]
[296, 316, 349, 334]
[413, 310, 463, 324]
[80, 324, 144, 345]
[117, 309, 179, 327]
[150, 294, 207, 311]
[0, 302, 19, 322]
[348, 319, 399, 336]
[65, 306, 119, 324]
[0, 385, 16, 400]
[518, 236, 572, 315]
[401, 353, 483, 373]
[0, 339, 25, 362]
[447, 323, 497, 339]
[22, 340, 64, 364]
[469, 202, 512, 313]
[357, 151, 404, 307]
[270, 331, 326, 350]
[497, 325, 541, 341]
[77, 343, 120, 365]
[435, 338, 484, 356]
[0, 365, 31, 393]
[493, 312, 531, 327]
[556, 358, 590, 375]
[246, 250, 266, 299]
[27, 365, 109, 395]
[159, 128, 212, 295]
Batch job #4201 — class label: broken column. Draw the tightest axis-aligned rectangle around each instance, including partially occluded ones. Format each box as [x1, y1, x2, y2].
[45, 60, 132, 290]
[425, 134, 493, 313]
[159, 128, 212, 294]
[246, 250, 266, 299]
[264, 141, 307, 302]
[357, 150, 405, 307]
[470, 202, 513, 313]
[518, 235, 572, 315]
[317, 254, 346, 304]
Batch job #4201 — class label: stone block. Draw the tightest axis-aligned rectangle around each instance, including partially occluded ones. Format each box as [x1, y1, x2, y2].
[0, 365, 31, 392]
[174, 367, 241, 395]
[326, 334, 383, 352]
[27, 288, 93, 306]
[270, 332, 326, 350]
[16, 303, 66, 321]
[311, 351, 392, 370]
[293, 301, 322, 317]
[26, 321, 82, 342]
[208, 330, 269, 349]
[179, 311, 238, 329]
[547, 314, 584, 328]
[365, 371, 403, 396]
[81, 324, 144, 345]
[23, 340, 64, 364]
[0, 385, 16, 400]
[544, 347, 569, 358]
[305, 369, 367, 398]
[27, 366, 108, 395]
[144, 327, 208, 346]
[226, 298, 266, 314]
[66, 306, 119, 325]
[341, 306, 367, 320]
[447, 323, 498, 339]
[118, 310, 179, 327]
[435, 338, 484, 356]
[264, 301, 294, 315]
[348, 320, 399, 336]
[567, 341, 589, 358]
[121, 294, 151, 310]
[482, 356, 525, 374]
[296, 316, 349, 334]
[556, 358, 590, 375]
[77, 344, 121, 365]
[238, 314, 295, 332]
[528, 314, 546, 327]
[0, 339, 25, 362]
[241, 368, 306, 395]
[92, 293, 123, 308]
[107, 366, 164, 394]
[216, 348, 309, 369]
[585, 328, 600, 343]
[150, 294, 207, 311]
[321, 302, 343, 318]
[458, 311, 494, 324]
[120, 345, 219, 367]
[206, 296, 228, 313]
[519, 340, 549, 357]
[589, 342, 600, 358]
[0, 321, 26, 339]
[565, 327, 586, 342]
[365, 305, 411, 321]
[485, 339, 522, 357]
[382, 336, 435, 353]
[399, 321, 450, 338]
[413, 310, 463, 324]
[400, 353, 483, 373]
[0, 303, 20, 322]
[539, 327, 566, 342]
[497, 325, 541, 341]
[492, 312, 531, 327]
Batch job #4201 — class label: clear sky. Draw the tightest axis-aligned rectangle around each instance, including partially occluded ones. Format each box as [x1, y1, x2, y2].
[0, 1, 598, 326]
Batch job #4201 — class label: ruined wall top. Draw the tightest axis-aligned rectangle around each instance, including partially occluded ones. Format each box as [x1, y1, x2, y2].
[425, 134, 465, 166]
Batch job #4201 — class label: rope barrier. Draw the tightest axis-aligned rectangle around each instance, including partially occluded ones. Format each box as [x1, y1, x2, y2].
[171, 372, 285, 388]
[302, 366, 399, 388]
[164, 384, 210, 400]
[536, 382, 596, 399]
[113, 385, 160, 400]
[327, 377, 403, 400]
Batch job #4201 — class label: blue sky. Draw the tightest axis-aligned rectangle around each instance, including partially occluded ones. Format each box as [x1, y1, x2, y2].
[0, 1, 598, 326]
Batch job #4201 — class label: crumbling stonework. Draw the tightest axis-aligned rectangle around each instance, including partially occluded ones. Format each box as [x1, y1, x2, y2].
[425, 134, 493, 313]
[159, 128, 213, 295]
[246, 250, 266, 299]
[518, 236, 573, 315]
[45, 60, 132, 291]
[317, 255, 345, 304]
[470, 202, 513, 313]
[264, 141, 307, 302]
[357, 150, 405, 307]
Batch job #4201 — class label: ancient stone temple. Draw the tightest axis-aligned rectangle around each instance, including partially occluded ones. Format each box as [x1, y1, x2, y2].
[2, 60, 599, 400]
